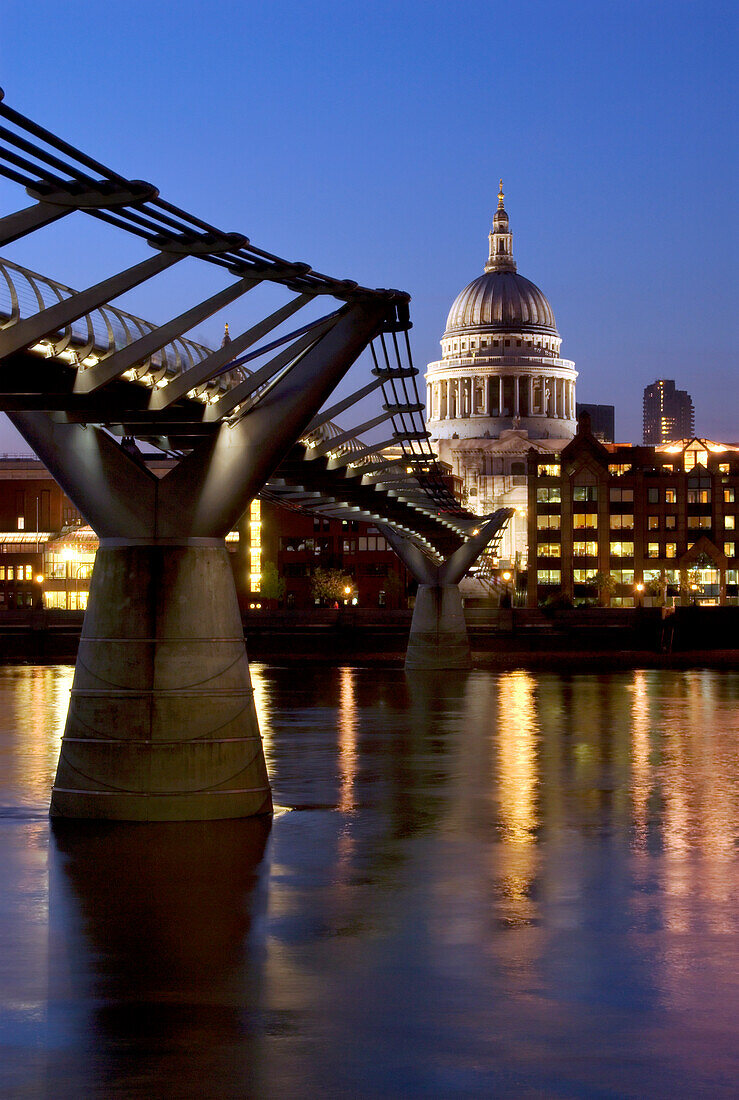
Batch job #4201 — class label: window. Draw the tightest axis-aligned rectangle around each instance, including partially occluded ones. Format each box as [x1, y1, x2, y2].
[726, 543, 736, 558]
[665, 515, 676, 529]
[574, 485, 598, 502]
[664, 488, 676, 504]
[687, 516, 711, 529]
[610, 488, 634, 502]
[647, 488, 659, 504]
[724, 515, 735, 529]
[537, 569, 561, 585]
[719, 463, 730, 474]
[538, 543, 561, 558]
[608, 465, 631, 476]
[573, 513, 597, 529]
[573, 569, 597, 583]
[0, 566, 4, 581]
[611, 569, 634, 584]
[7, 566, 14, 581]
[648, 516, 659, 530]
[725, 489, 735, 503]
[536, 514, 560, 530]
[573, 541, 598, 557]
[647, 542, 660, 558]
[610, 542, 635, 557]
[537, 464, 559, 476]
[665, 543, 677, 558]
[24, 565, 33, 580]
[16, 517, 24, 531]
[610, 514, 634, 530]
[342, 539, 357, 553]
[536, 486, 561, 503]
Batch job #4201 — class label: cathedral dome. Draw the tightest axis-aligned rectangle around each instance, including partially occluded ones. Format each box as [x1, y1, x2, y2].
[444, 270, 558, 337]
[444, 179, 559, 339]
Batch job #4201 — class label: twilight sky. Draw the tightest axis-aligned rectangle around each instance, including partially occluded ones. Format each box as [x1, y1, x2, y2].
[0, 0, 736, 449]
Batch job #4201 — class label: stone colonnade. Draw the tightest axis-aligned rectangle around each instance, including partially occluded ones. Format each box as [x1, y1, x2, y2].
[427, 374, 575, 421]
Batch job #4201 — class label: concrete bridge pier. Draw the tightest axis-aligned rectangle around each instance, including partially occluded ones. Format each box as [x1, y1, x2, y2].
[381, 510, 512, 671]
[9, 299, 388, 819]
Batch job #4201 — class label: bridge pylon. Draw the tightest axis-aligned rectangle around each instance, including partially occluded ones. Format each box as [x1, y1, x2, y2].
[380, 510, 513, 671]
[10, 301, 389, 820]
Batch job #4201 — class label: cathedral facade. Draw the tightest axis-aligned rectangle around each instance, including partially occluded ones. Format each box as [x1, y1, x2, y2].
[425, 184, 578, 564]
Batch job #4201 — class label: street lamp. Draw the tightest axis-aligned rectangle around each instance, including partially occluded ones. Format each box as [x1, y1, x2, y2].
[635, 581, 644, 608]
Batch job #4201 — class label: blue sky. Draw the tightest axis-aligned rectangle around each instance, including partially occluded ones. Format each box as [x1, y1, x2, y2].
[1, 0, 736, 448]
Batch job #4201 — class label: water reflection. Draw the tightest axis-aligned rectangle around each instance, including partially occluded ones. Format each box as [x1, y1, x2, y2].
[49, 818, 271, 1096]
[0, 665, 737, 1096]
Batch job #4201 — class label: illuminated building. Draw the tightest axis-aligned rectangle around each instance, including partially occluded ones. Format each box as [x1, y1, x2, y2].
[527, 416, 739, 606]
[643, 379, 695, 444]
[0, 457, 411, 612]
[425, 182, 577, 565]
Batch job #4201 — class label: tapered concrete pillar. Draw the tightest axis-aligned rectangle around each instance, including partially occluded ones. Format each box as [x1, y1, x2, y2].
[51, 544, 270, 820]
[406, 584, 470, 670]
[381, 508, 513, 671]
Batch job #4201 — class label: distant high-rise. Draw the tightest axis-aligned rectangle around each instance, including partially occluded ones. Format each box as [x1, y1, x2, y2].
[576, 402, 615, 442]
[643, 379, 694, 444]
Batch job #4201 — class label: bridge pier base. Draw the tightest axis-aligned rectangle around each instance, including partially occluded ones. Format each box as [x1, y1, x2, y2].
[406, 584, 471, 670]
[50, 543, 271, 821]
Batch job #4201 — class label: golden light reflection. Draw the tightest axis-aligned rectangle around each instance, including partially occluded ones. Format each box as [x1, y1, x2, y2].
[496, 671, 538, 845]
[630, 670, 651, 851]
[249, 663, 274, 774]
[338, 667, 358, 814]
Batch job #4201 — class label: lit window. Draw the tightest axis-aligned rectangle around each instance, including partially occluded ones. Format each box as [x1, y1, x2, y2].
[719, 463, 730, 474]
[24, 565, 33, 580]
[610, 542, 635, 557]
[0, 566, 4, 581]
[574, 485, 598, 502]
[538, 543, 561, 558]
[17, 517, 24, 531]
[573, 569, 596, 583]
[573, 514, 597, 529]
[687, 516, 711, 529]
[610, 514, 634, 530]
[608, 465, 631, 476]
[536, 514, 560, 530]
[648, 516, 659, 530]
[647, 542, 660, 558]
[537, 569, 561, 584]
[665, 515, 677, 529]
[536, 487, 561, 503]
[573, 541, 598, 557]
[724, 489, 735, 503]
[665, 543, 677, 558]
[537, 464, 559, 476]
[725, 515, 735, 529]
[725, 543, 736, 558]
[7, 566, 14, 581]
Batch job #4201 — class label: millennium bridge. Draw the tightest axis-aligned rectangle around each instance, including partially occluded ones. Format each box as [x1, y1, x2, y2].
[0, 91, 511, 820]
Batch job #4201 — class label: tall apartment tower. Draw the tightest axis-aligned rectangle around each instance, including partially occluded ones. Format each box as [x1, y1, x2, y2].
[643, 379, 694, 444]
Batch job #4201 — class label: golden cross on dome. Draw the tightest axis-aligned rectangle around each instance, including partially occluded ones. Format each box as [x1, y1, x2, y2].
[498, 179, 505, 209]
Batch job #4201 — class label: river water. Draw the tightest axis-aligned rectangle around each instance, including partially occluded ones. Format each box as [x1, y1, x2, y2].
[0, 663, 737, 1098]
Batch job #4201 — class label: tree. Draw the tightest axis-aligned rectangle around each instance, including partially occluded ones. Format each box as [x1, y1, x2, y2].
[311, 567, 355, 605]
[592, 571, 616, 606]
[260, 561, 285, 602]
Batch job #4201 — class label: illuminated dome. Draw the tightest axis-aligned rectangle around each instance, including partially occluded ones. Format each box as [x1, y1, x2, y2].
[425, 181, 577, 445]
[444, 270, 558, 337]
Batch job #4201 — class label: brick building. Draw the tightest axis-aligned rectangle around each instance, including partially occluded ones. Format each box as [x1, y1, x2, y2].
[527, 418, 739, 607]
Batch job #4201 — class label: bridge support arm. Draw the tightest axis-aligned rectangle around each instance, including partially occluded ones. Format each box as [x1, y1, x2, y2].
[380, 509, 513, 671]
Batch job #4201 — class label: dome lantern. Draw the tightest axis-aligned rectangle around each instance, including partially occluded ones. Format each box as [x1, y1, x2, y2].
[485, 179, 516, 274]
